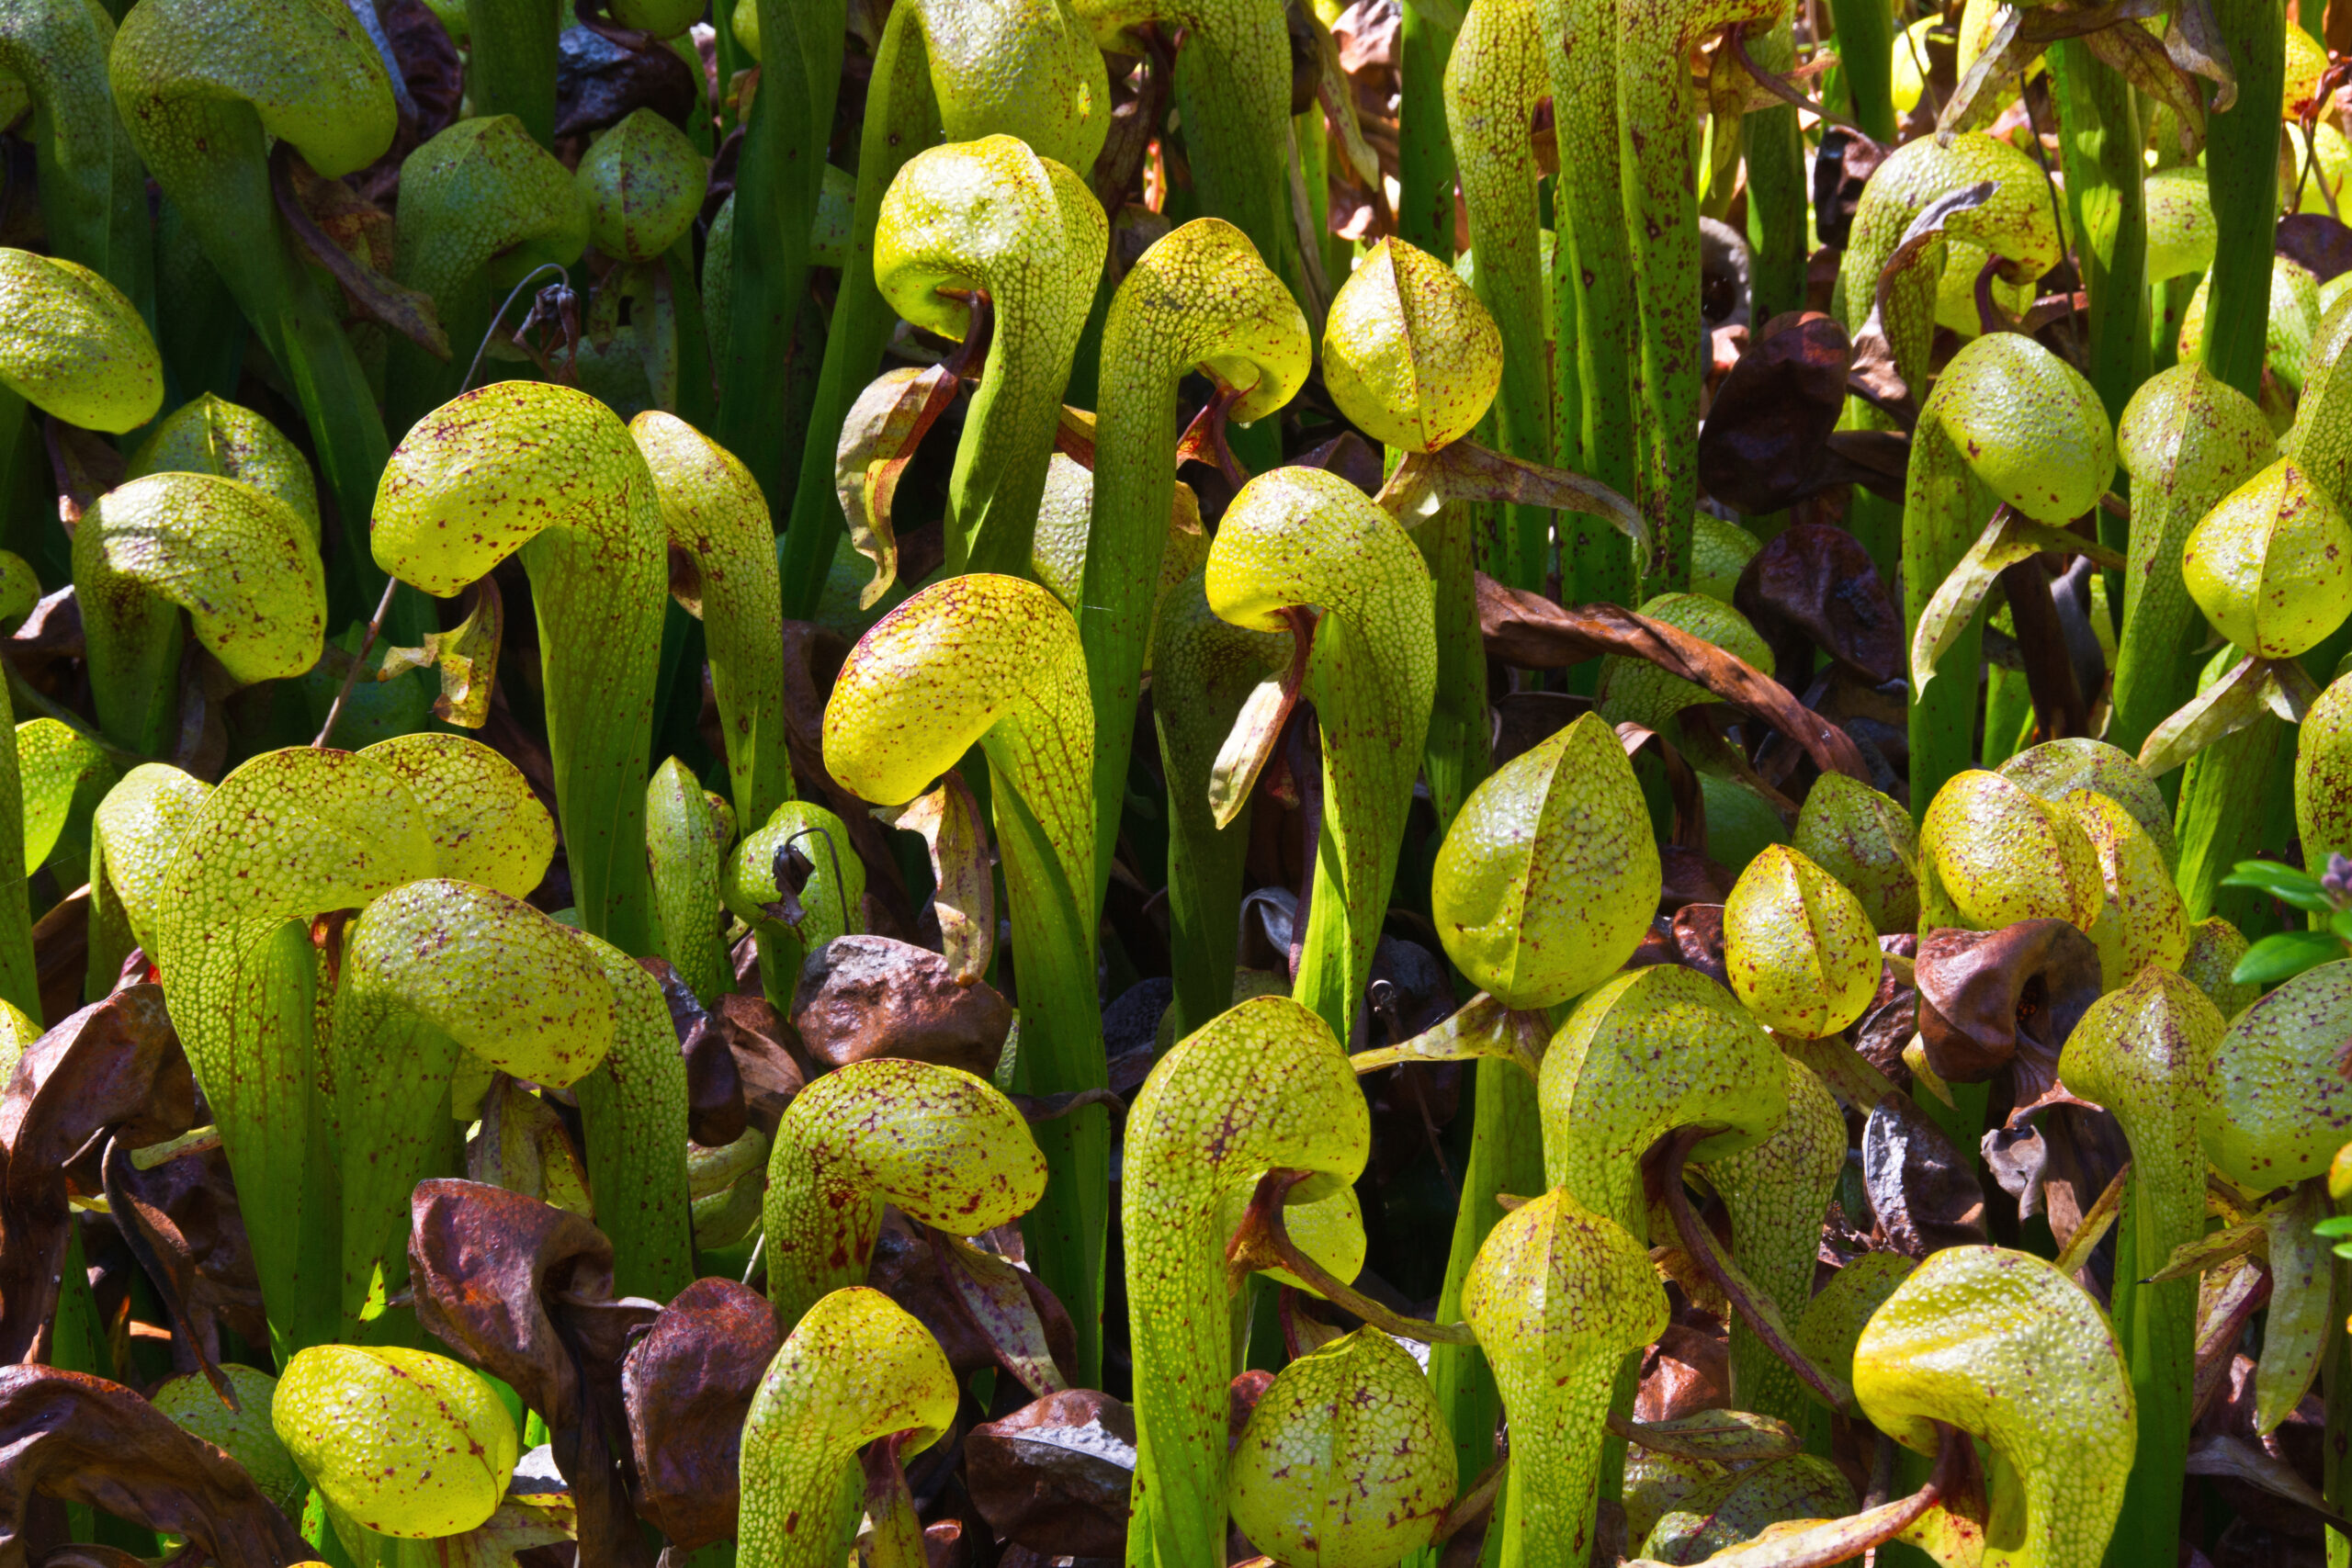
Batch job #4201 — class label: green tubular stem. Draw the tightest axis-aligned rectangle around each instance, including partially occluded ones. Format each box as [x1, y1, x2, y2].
[1703, 1055, 1843, 1428]
[1904, 424, 1992, 820]
[1823, 0, 1895, 141]
[1144, 0, 1320, 329]
[1742, 23, 1806, 324]
[2176, 711, 2284, 926]
[1427, 1053, 1544, 1490]
[0, 0, 152, 313]
[1981, 662, 2034, 769]
[462, 0, 557, 147]
[775, 2, 939, 619]
[2046, 39, 2150, 486]
[715, 0, 844, 513]
[2331, 1228, 2352, 1568]
[988, 733, 1105, 1376]
[571, 933, 696, 1302]
[86, 764, 211, 1008]
[0, 674, 31, 1023]
[1464, 1187, 1665, 1568]
[1396, 5, 1458, 258]
[1295, 102, 1353, 317]
[2199, 0, 2286, 403]
[1538, 0, 1638, 603]
[1205, 468, 1437, 1046]
[646, 757, 735, 1004]
[1419, 499, 1490, 833]
[107, 0, 409, 628]
[153, 198, 247, 409]
[2111, 367, 2275, 757]
[2059, 970, 2220, 1568]
[0, 387, 27, 579]
[81, 582, 180, 761]
[1122, 996, 1369, 1568]
[1445, 0, 1555, 593]
[876, 138, 1106, 580]
[660, 240, 716, 433]
[1617, 0, 1781, 594]
[822, 573, 1106, 1381]
[2154, 275, 2198, 372]
[373, 383, 666, 955]
[1080, 218, 1307, 917]
[1150, 571, 1285, 1038]
[152, 749, 445, 1359]
[632, 412, 793, 826]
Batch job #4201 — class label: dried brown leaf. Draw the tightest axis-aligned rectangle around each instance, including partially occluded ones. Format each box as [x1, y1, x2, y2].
[0, 987, 192, 1363]
[966, 1389, 1138, 1559]
[1478, 574, 1872, 783]
[409, 1179, 659, 1568]
[1734, 523, 1903, 684]
[791, 935, 1012, 1076]
[835, 366, 958, 612]
[877, 773, 995, 986]
[621, 1276, 781, 1551]
[1861, 1093, 1989, 1257]
[0, 1367, 308, 1568]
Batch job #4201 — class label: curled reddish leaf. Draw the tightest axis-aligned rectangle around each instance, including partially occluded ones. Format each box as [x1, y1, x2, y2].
[1860, 1094, 1990, 1258]
[99, 1138, 266, 1379]
[0, 1366, 308, 1568]
[2277, 215, 2352, 285]
[621, 1276, 782, 1552]
[1812, 128, 1891, 248]
[1695, 313, 1850, 514]
[792, 935, 1012, 1076]
[408, 1179, 659, 1568]
[966, 1389, 1138, 1559]
[876, 773, 996, 986]
[555, 22, 696, 138]
[1477, 574, 1871, 783]
[643, 957, 748, 1147]
[705, 992, 805, 1134]
[1733, 524, 1903, 684]
[1635, 1315, 1732, 1423]
[926, 1227, 1075, 1399]
[0, 986, 194, 1363]
[864, 1226, 1080, 1395]
[1657, 904, 1731, 987]
[1911, 921, 2103, 1088]
[834, 366, 959, 611]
